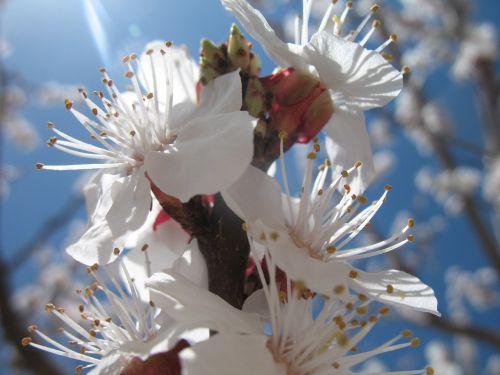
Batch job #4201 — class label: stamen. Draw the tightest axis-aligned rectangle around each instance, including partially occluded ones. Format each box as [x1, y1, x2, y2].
[376, 33, 398, 53]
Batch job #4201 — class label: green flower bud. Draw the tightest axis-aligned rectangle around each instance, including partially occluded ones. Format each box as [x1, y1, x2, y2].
[245, 78, 266, 117]
[228, 24, 250, 70]
[200, 38, 225, 68]
[248, 52, 261, 77]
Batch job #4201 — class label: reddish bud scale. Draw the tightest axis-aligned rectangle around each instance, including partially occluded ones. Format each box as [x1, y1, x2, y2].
[122, 339, 190, 375]
[260, 68, 334, 145]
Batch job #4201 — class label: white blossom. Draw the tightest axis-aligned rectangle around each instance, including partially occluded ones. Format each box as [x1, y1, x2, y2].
[221, 0, 403, 190]
[38, 42, 255, 265]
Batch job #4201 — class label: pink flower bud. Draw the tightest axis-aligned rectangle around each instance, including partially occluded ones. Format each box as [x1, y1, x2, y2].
[260, 68, 334, 145]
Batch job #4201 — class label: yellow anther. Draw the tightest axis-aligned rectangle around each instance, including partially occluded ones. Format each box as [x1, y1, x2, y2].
[379, 307, 390, 315]
[146, 92, 154, 99]
[89, 329, 97, 337]
[113, 248, 120, 256]
[336, 333, 349, 346]
[64, 99, 73, 110]
[21, 337, 32, 346]
[125, 71, 134, 78]
[402, 65, 411, 75]
[345, 302, 354, 310]
[390, 33, 398, 42]
[241, 222, 248, 232]
[78, 304, 84, 313]
[76, 365, 84, 374]
[346, 1, 353, 8]
[384, 184, 393, 191]
[381, 52, 393, 61]
[386, 284, 394, 294]
[141, 243, 149, 251]
[408, 218, 415, 228]
[411, 338, 421, 347]
[368, 315, 378, 323]
[307, 152, 317, 160]
[122, 55, 130, 63]
[333, 284, 345, 294]
[407, 235, 415, 242]
[372, 19, 381, 28]
[358, 294, 368, 302]
[426, 367, 435, 375]
[47, 121, 54, 128]
[259, 232, 266, 241]
[313, 143, 320, 152]
[371, 4, 380, 13]
[27, 324, 37, 333]
[326, 245, 337, 254]
[357, 195, 368, 204]
[44, 303, 55, 312]
[278, 131, 288, 140]
[47, 137, 57, 146]
[294, 280, 306, 292]
[279, 290, 287, 303]
[354, 161, 362, 168]
[270, 232, 279, 241]
[402, 329, 413, 337]
[356, 306, 368, 315]
[341, 170, 349, 178]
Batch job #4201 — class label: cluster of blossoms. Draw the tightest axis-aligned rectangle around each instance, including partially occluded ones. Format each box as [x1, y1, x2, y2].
[26, 0, 440, 374]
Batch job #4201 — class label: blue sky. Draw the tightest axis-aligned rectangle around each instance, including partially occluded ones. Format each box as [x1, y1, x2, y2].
[1, 0, 499, 373]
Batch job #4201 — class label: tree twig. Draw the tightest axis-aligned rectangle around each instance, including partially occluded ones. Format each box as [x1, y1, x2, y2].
[0, 260, 64, 374]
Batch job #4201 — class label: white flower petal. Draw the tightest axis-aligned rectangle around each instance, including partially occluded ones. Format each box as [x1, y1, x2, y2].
[122, 216, 190, 300]
[180, 333, 285, 375]
[242, 288, 270, 318]
[305, 32, 403, 109]
[147, 271, 263, 334]
[221, 0, 307, 69]
[145, 111, 254, 202]
[198, 70, 244, 115]
[106, 171, 151, 237]
[325, 107, 374, 193]
[171, 241, 209, 290]
[88, 352, 125, 375]
[222, 165, 286, 230]
[349, 269, 440, 316]
[66, 221, 121, 265]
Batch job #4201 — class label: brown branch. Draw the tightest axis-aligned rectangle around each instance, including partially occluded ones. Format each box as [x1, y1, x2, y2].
[155, 189, 250, 309]
[425, 315, 500, 348]
[0, 260, 64, 374]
